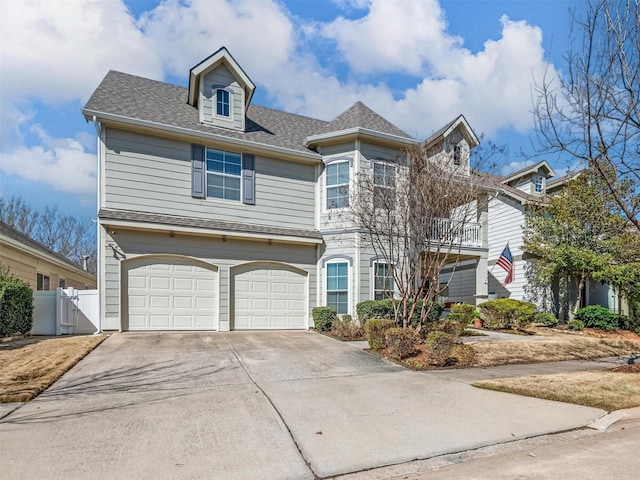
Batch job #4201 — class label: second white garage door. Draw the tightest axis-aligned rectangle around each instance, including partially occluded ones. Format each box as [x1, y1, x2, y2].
[233, 263, 307, 329]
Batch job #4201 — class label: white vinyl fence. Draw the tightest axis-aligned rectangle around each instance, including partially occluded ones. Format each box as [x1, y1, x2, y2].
[32, 288, 99, 335]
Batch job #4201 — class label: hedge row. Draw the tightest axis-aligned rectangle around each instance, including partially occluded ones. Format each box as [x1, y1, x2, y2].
[0, 267, 34, 337]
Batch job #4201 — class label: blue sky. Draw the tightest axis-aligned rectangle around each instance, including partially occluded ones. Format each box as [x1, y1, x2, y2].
[0, 0, 584, 221]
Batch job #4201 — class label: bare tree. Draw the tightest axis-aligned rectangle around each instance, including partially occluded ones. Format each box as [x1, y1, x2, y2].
[534, 0, 640, 231]
[0, 196, 97, 274]
[348, 144, 486, 330]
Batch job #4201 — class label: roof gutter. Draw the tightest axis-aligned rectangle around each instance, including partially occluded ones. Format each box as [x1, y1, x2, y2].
[304, 127, 417, 148]
[83, 109, 322, 163]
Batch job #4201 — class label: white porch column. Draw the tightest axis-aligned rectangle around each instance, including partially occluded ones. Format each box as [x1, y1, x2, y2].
[474, 252, 489, 307]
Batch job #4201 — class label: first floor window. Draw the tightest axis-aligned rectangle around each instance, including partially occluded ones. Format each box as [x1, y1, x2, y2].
[373, 262, 394, 300]
[37, 273, 50, 291]
[59, 278, 66, 288]
[206, 148, 241, 201]
[327, 262, 349, 314]
[326, 161, 350, 209]
[216, 89, 230, 117]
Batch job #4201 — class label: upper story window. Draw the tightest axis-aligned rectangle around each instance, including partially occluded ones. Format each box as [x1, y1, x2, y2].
[373, 262, 394, 300]
[206, 148, 241, 201]
[327, 261, 349, 314]
[373, 162, 395, 208]
[216, 89, 230, 117]
[453, 145, 461, 165]
[326, 161, 350, 209]
[534, 174, 544, 193]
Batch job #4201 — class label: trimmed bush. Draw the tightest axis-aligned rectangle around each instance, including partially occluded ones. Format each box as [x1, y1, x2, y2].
[613, 314, 640, 332]
[535, 312, 559, 327]
[312, 306, 337, 332]
[408, 300, 445, 327]
[356, 299, 393, 322]
[477, 299, 535, 330]
[365, 318, 395, 350]
[331, 314, 364, 340]
[0, 267, 34, 337]
[568, 319, 585, 331]
[575, 305, 618, 331]
[450, 304, 475, 324]
[425, 330, 455, 366]
[451, 343, 477, 367]
[385, 328, 418, 359]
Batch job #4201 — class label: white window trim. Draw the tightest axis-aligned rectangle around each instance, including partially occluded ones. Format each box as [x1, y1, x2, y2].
[212, 85, 234, 123]
[205, 147, 243, 203]
[370, 259, 397, 300]
[534, 174, 544, 193]
[324, 159, 352, 212]
[324, 258, 351, 315]
[372, 161, 395, 208]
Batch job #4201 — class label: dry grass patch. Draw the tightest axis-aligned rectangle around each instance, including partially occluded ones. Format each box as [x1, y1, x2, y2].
[472, 331, 640, 367]
[0, 335, 106, 403]
[474, 369, 640, 411]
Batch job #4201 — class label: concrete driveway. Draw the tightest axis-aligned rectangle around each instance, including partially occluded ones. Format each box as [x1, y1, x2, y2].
[0, 332, 605, 479]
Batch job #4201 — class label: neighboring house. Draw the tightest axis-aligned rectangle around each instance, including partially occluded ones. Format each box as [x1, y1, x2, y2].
[83, 47, 489, 331]
[442, 162, 627, 319]
[0, 221, 96, 290]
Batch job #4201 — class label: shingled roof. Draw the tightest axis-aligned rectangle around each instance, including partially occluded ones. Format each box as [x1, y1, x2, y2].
[0, 221, 93, 274]
[313, 101, 412, 139]
[83, 71, 328, 154]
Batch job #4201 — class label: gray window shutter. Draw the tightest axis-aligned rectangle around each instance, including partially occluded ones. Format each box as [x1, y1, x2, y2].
[191, 144, 205, 198]
[242, 153, 255, 205]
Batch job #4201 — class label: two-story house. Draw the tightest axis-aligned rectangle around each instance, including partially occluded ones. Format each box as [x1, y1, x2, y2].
[84, 47, 492, 331]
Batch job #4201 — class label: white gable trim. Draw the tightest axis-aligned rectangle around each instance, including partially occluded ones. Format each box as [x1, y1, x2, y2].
[188, 47, 255, 108]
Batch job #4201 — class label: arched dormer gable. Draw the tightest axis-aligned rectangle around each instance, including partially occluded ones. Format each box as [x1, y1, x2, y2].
[187, 47, 256, 131]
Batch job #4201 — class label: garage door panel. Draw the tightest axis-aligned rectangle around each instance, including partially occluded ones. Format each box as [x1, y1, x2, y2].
[174, 278, 194, 290]
[234, 264, 307, 330]
[127, 257, 217, 331]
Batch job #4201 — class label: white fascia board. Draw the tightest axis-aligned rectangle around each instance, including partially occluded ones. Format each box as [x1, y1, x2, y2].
[189, 48, 256, 107]
[1, 236, 96, 281]
[83, 109, 322, 164]
[100, 219, 323, 245]
[501, 160, 556, 184]
[304, 127, 417, 148]
[444, 116, 480, 148]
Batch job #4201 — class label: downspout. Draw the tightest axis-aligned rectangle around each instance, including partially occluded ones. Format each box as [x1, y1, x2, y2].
[92, 116, 103, 335]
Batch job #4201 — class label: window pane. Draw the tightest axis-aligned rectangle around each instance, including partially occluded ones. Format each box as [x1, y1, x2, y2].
[328, 292, 349, 314]
[326, 163, 338, 186]
[327, 185, 349, 209]
[216, 89, 230, 117]
[207, 149, 224, 162]
[207, 159, 224, 173]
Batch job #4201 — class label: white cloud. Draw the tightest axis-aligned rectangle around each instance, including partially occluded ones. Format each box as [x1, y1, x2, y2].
[137, 0, 295, 82]
[0, 126, 96, 196]
[318, 4, 560, 138]
[0, 0, 563, 199]
[500, 159, 536, 176]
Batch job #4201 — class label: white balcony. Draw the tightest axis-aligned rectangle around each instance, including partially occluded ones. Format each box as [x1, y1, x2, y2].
[431, 218, 482, 248]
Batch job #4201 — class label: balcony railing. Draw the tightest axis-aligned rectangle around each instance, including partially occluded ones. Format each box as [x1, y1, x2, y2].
[431, 218, 482, 248]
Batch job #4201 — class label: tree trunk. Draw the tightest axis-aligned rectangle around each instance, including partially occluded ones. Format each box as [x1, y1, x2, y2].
[571, 272, 587, 319]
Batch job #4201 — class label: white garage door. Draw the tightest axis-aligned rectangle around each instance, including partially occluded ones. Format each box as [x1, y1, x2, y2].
[126, 257, 217, 330]
[233, 264, 307, 330]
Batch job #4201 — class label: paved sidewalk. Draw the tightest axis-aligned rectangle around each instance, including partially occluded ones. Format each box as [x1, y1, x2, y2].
[336, 415, 640, 480]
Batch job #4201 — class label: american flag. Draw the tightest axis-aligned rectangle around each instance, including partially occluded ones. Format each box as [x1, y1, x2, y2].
[496, 244, 514, 285]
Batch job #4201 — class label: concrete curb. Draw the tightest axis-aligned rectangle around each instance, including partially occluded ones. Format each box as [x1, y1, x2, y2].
[0, 402, 24, 420]
[587, 406, 640, 431]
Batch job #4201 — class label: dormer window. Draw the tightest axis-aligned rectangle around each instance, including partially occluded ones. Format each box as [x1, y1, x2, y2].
[534, 174, 544, 193]
[453, 145, 461, 165]
[216, 89, 230, 117]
